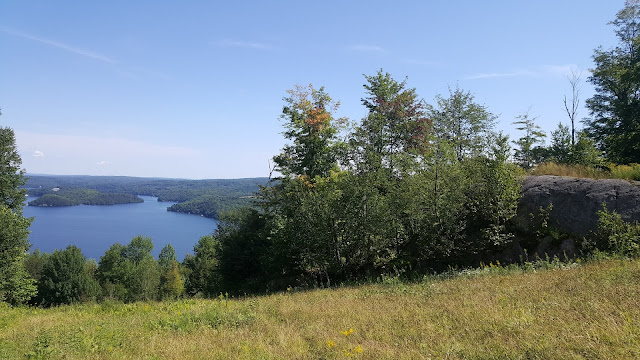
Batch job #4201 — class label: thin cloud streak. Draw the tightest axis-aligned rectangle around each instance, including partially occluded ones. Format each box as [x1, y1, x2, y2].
[0, 28, 116, 64]
[216, 39, 271, 49]
[347, 44, 384, 52]
[466, 70, 535, 80]
[466, 64, 583, 80]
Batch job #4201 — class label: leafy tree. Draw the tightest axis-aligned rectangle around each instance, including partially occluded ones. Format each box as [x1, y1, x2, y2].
[184, 235, 220, 297]
[547, 122, 573, 164]
[96, 243, 130, 299]
[214, 208, 270, 294]
[36, 245, 100, 306]
[161, 260, 184, 299]
[545, 123, 602, 166]
[96, 236, 160, 301]
[585, 1, 640, 163]
[123, 235, 154, 264]
[512, 111, 546, 169]
[24, 249, 49, 282]
[272, 84, 345, 180]
[158, 243, 177, 270]
[351, 70, 430, 174]
[0, 123, 36, 304]
[158, 244, 183, 299]
[431, 86, 497, 161]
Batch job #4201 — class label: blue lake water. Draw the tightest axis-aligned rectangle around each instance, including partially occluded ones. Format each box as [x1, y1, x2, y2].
[23, 196, 218, 261]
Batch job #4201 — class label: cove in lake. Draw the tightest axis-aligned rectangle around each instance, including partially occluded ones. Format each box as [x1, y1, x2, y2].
[23, 196, 218, 261]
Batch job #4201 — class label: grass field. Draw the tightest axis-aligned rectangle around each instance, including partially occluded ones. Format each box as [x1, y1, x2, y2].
[2, 258, 640, 359]
[530, 162, 640, 181]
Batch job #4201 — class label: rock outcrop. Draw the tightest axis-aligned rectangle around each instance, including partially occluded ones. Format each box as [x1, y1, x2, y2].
[518, 175, 640, 235]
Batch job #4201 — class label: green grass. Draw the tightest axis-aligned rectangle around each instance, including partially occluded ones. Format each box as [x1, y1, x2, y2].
[2, 258, 640, 359]
[531, 162, 640, 181]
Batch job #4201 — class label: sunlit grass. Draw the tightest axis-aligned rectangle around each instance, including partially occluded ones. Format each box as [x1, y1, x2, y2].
[2, 258, 640, 359]
[531, 162, 640, 181]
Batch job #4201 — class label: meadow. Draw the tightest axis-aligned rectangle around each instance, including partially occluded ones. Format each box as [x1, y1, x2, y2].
[2, 257, 639, 359]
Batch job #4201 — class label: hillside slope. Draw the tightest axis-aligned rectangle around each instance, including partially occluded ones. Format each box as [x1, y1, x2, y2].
[1, 259, 639, 359]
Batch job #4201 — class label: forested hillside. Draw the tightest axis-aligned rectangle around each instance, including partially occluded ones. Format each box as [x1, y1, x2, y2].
[24, 175, 268, 218]
[28, 188, 143, 206]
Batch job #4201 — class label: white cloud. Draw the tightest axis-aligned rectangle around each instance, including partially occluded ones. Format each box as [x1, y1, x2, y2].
[347, 44, 384, 52]
[216, 39, 271, 50]
[465, 70, 536, 80]
[32, 150, 45, 157]
[466, 65, 583, 80]
[0, 28, 116, 64]
[15, 131, 203, 177]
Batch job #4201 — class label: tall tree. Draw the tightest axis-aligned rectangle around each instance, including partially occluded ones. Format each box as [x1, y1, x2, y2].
[585, 1, 640, 163]
[512, 110, 546, 169]
[0, 119, 36, 304]
[272, 84, 345, 180]
[36, 245, 100, 306]
[431, 86, 497, 161]
[564, 69, 582, 146]
[351, 70, 430, 174]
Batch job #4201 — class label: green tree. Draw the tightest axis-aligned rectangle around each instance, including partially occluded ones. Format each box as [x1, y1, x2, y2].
[512, 111, 546, 169]
[547, 122, 573, 164]
[351, 70, 430, 174]
[431, 86, 497, 161]
[0, 123, 36, 304]
[96, 236, 160, 301]
[585, 1, 640, 163]
[215, 208, 270, 294]
[184, 235, 220, 297]
[36, 245, 100, 306]
[158, 243, 177, 270]
[161, 260, 184, 299]
[272, 84, 345, 180]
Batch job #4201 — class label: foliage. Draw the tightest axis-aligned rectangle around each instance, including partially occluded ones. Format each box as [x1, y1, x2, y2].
[350, 69, 430, 174]
[511, 111, 546, 169]
[584, 2, 640, 164]
[36, 245, 100, 306]
[430, 85, 497, 161]
[158, 243, 177, 270]
[592, 205, 640, 256]
[183, 235, 220, 297]
[544, 124, 602, 166]
[161, 260, 184, 299]
[28, 188, 143, 206]
[273, 84, 345, 179]
[0, 125, 36, 305]
[96, 236, 161, 302]
[214, 208, 270, 294]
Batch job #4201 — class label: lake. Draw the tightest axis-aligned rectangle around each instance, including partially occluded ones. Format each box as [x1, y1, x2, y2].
[23, 196, 218, 261]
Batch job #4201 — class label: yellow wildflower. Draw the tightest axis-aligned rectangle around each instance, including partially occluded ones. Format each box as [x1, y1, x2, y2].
[340, 328, 354, 336]
[327, 340, 336, 348]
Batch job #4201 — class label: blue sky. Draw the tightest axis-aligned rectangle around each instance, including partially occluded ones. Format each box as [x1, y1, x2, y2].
[0, 1, 624, 179]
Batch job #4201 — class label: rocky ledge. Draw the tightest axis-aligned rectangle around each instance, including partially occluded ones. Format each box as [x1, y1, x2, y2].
[518, 175, 640, 235]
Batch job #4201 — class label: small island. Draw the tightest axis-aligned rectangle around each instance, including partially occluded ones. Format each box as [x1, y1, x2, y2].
[28, 188, 144, 206]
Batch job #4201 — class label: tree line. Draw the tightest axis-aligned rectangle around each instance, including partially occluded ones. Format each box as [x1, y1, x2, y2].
[2, 2, 640, 305]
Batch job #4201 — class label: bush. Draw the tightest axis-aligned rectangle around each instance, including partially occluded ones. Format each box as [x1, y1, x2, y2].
[593, 205, 640, 257]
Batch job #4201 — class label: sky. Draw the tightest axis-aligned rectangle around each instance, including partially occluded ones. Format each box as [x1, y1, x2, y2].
[0, 1, 625, 179]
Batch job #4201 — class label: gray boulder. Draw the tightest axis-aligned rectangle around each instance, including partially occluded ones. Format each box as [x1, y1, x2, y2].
[518, 175, 640, 235]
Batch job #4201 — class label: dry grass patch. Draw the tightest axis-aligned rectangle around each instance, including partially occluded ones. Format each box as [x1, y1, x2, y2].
[531, 162, 640, 181]
[2, 259, 640, 359]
